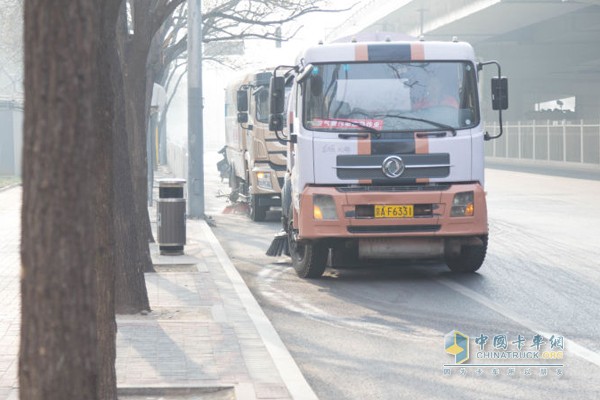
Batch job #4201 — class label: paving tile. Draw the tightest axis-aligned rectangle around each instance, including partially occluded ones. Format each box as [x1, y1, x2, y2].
[1, 186, 295, 400]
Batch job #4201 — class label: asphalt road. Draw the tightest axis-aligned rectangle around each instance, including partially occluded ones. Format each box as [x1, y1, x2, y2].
[204, 151, 600, 400]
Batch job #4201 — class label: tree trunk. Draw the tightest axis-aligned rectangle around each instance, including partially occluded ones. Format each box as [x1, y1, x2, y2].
[94, 2, 123, 398]
[113, 0, 195, 313]
[119, 0, 154, 272]
[20, 1, 102, 399]
[113, 94, 152, 313]
[114, 4, 152, 314]
[122, 4, 156, 248]
[122, 29, 156, 274]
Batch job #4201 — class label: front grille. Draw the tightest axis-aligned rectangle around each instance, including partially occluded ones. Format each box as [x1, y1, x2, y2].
[254, 161, 286, 171]
[337, 184, 451, 193]
[348, 225, 441, 234]
[336, 153, 450, 180]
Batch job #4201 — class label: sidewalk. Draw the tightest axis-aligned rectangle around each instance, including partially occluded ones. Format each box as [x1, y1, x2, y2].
[0, 187, 20, 400]
[0, 185, 316, 400]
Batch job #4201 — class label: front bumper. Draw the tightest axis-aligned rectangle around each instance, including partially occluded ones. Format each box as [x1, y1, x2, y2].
[249, 164, 286, 195]
[297, 183, 487, 240]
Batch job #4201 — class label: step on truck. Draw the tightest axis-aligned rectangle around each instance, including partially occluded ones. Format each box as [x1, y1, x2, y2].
[223, 69, 288, 221]
[266, 38, 508, 278]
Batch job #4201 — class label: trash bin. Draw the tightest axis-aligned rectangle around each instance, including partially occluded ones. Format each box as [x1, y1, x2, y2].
[157, 178, 186, 255]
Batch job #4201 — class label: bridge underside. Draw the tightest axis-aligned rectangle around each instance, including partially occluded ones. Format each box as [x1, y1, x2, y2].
[335, 0, 600, 122]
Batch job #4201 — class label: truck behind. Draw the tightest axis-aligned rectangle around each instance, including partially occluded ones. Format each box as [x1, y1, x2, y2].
[223, 69, 288, 221]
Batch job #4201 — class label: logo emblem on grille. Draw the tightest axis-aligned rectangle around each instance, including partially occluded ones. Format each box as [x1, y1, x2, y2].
[382, 155, 405, 178]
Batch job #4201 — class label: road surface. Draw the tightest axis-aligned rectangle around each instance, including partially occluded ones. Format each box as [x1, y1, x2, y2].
[203, 151, 600, 399]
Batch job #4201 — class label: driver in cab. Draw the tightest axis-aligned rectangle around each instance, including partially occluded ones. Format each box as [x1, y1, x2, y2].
[412, 76, 459, 110]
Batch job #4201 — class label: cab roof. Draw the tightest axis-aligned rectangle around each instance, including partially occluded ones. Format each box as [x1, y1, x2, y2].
[298, 40, 476, 64]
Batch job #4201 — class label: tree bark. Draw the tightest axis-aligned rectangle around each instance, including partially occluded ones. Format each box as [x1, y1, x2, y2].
[95, 1, 123, 398]
[20, 1, 102, 399]
[114, 1, 152, 314]
[113, 104, 152, 314]
[122, 0, 157, 249]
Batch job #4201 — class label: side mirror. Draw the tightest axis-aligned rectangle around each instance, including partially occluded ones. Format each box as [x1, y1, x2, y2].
[491, 77, 508, 110]
[237, 112, 248, 124]
[480, 60, 506, 140]
[237, 88, 249, 124]
[269, 114, 284, 132]
[268, 76, 285, 131]
[237, 89, 248, 112]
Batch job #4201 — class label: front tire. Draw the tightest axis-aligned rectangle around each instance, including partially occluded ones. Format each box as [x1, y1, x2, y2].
[287, 209, 327, 278]
[445, 235, 488, 273]
[249, 194, 267, 222]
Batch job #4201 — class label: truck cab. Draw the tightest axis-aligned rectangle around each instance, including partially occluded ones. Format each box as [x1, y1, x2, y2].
[268, 40, 507, 278]
[224, 70, 288, 220]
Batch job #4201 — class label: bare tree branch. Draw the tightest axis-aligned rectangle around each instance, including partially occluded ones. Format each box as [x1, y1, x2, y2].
[165, 65, 187, 110]
[205, 25, 304, 43]
[203, 6, 345, 27]
[153, 0, 357, 110]
[151, 0, 186, 40]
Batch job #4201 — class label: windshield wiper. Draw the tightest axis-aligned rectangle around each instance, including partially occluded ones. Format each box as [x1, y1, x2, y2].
[377, 114, 457, 137]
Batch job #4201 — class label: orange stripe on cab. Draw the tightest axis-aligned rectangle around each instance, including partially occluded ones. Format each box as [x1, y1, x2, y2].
[413, 43, 427, 183]
[415, 132, 430, 183]
[355, 44, 369, 61]
[410, 43, 425, 61]
[358, 138, 372, 185]
[356, 43, 371, 183]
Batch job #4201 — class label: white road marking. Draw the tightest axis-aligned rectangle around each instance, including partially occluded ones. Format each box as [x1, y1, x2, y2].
[438, 277, 600, 368]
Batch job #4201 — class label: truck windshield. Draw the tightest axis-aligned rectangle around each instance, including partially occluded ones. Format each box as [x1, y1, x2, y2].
[303, 61, 479, 132]
[256, 83, 292, 124]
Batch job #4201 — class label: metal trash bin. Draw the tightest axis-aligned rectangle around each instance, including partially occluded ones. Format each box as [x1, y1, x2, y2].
[156, 178, 186, 255]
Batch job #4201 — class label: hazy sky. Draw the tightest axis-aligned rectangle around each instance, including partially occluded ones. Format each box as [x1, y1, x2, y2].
[168, 0, 368, 148]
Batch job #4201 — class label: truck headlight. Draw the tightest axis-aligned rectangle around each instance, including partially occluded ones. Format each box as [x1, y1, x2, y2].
[256, 172, 272, 190]
[313, 194, 338, 220]
[451, 191, 474, 217]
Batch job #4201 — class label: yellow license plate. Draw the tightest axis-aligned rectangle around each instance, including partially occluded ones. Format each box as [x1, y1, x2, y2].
[374, 205, 414, 218]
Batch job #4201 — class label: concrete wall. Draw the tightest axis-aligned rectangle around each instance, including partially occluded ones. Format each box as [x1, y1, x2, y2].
[0, 102, 23, 176]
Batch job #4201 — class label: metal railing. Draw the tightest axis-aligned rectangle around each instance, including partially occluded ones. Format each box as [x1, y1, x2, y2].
[0, 98, 24, 111]
[485, 120, 600, 166]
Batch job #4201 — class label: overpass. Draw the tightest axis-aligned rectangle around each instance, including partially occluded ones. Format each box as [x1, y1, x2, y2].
[328, 0, 600, 122]
[326, 0, 600, 169]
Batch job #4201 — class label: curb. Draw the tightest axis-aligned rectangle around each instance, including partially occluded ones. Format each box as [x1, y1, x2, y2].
[199, 220, 319, 400]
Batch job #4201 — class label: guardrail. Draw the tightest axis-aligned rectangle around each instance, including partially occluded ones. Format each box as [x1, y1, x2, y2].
[485, 120, 600, 167]
[0, 98, 23, 110]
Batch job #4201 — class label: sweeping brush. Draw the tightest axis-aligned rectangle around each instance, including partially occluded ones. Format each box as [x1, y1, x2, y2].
[266, 230, 289, 257]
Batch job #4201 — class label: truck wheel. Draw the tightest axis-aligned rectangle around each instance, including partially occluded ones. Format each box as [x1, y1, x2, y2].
[445, 235, 488, 273]
[249, 194, 267, 222]
[287, 209, 327, 278]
